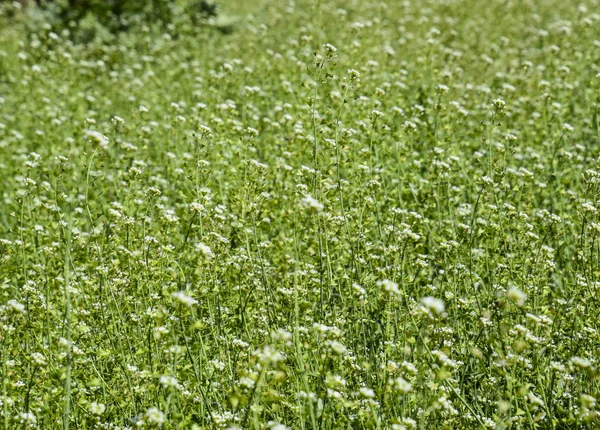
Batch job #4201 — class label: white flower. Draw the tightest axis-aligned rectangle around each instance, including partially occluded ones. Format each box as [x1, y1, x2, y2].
[195, 242, 214, 259]
[300, 195, 324, 212]
[420, 296, 445, 315]
[269, 423, 291, 430]
[31, 352, 46, 365]
[379, 279, 401, 297]
[85, 130, 109, 148]
[7, 300, 25, 313]
[272, 328, 292, 342]
[570, 356, 592, 369]
[348, 69, 360, 80]
[256, 346, 284, 364]
[89, 402, 106, 415]
[324, 43, 337, 53]
[153, 326, 169, 340]
[159, 375, 179, 389]
[144, 407, 166, 426]
[582, 202, 597, 214]
[199, 124, 212, 135]
[581, 394, 596, 409]
[18, 412, 36, 425]
[329, 340, 347, 355]
[172, 291, 198, 307]
[389, 377, 412, 394]
[492, 98, 506, 109]
[359, 387, 375, 398]
[111, 115, 125, 125]
[372, 109, 384, 119]
[506, 287, 526, 307]
[402, 120, 418, 132]
[562, 123, 574, 132]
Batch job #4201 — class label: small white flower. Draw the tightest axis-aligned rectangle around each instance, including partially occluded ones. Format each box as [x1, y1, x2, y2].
[348, 69, 360, 80]
[329, 340, 347, 355]
[111, 115, 125, 125]
[480, 175, 494, 185]
[359, 387, 375, 398]
[144, 407, 166, 426]
[420, 296, 445, 315]
[372, 109, 384, 119]
[402, 120, 418, 132]
[269, 423, 291, 430]
[581, 202, 597, 214]
[31, 352, 46, 365]
[570, 356, 592, 369]
[379, 279, 401, 297]
[256, 345, 284, 364]
[300, 195, 324, 212]
[389, 376, 412, 394]
[7, 300, 25, 313]
[89, 402, 106, 415]
[153, 326, 169, 340]
[324, 43, 337, 53]
[195, 242, 214, 259]
[492, 98, 506, 109]
[199, 124, 213, 135]
[172, 291, 198, 307]
[18, 412, 36, 425]
[581, 394, 596, 409]
[562, 123, 574, 132]
[506, 287, 526, 307]
[85, 130, 109, 148]
[159, 375, 179, 389]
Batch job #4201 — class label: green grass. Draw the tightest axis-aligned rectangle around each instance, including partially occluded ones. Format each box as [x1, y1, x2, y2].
[0, 0, 599, 428]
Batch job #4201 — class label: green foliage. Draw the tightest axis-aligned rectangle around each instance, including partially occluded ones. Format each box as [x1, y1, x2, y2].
[0, 0, 599, 428]
[8, 0, 226, 43]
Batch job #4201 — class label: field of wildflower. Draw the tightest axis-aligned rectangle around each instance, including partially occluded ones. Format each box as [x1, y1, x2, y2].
[1, 0, 600, 428]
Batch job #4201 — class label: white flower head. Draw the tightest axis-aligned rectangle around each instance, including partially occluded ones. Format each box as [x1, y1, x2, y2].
[144, 407, 166, 426]
[492, 98, 506, 110]
[379, 279, 401, 297]
[256, 345, 284, 364]
[562, 123, 574, 133]
[348, 68, 361, 80]
[300, 194, 324, 212]
[324, 43, 337, 53]
[89, 402, 106, 415]
[420, 296, 446, 316]
[111, 115, 125, 125]
[389, 376, 412, 394]
[7, 299, 25, 313]
[329, 340, 347, 355]
[159, 375, 180, 389]
[172, 291, 198, 307]
[195, 242, 214, 259]
[570, 356, 592, 369]
[85, 130, 109, 149]
[269, 423, 291, 430]
[506, 287, 526, 307]
[359, 387, 375, 398]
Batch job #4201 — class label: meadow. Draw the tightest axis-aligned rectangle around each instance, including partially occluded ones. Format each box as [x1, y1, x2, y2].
[0, 0, 599, 428]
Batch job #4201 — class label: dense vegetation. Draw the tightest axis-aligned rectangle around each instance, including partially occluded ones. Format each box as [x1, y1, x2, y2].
[1, 0, 599, 428]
